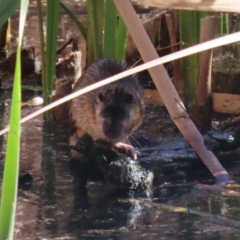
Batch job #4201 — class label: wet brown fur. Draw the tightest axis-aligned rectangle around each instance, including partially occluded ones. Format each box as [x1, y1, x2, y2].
[69, 58, 145, 145]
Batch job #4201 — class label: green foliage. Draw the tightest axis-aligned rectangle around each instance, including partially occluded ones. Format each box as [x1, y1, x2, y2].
[179, 10, 208, 104]
[0, 0, 20, 29]
[95, 1, 105, 57]
[87, 0, 100, 65]
[45, 0, 60, 107]
[218, 13, 231, 54]
[36, 0, 61, 111]
[219, 13, 229, 36]
[233, 14, 240, 58]
[103, 0, 128, 62]
[103, 0, 117, 58]
[57, 1, 128, 66]
[0, 1, 29, 239]
[115, 16, 128, 62]
[36, 0, 46, 103]
[75, 0, 128, 66]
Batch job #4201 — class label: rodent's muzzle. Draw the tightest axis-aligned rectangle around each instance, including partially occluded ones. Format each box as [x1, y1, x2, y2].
[103, 121, 124, 140]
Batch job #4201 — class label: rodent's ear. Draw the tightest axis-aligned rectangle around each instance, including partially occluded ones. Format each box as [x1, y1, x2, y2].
[125, 94, 133, 104]
[98, 93, 106, 102]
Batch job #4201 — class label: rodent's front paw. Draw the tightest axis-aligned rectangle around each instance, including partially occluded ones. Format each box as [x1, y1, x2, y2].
[113, 142, 137, 160]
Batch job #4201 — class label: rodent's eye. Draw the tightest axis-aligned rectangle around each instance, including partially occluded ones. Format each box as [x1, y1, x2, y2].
[98, 93, 106, 102]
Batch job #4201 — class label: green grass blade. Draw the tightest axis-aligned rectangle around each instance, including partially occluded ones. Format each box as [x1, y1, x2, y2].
[0, 0, 29, 239]
[86, 0, 94, 65]
[46, 0, 60, 106]
[37, 0, 47, 103]
[87, 0, 100, 65]
[0, 0, 20, 29]
[218, 13, 230, 54]
[60, 2, 87, 40]
[219, 13, 229, 36]
[179, 10, 208, 104]
[179, 11, 198, 104]
[95, 0, 105, 58]
[103, 0, 117, 58]
[115, 16, 128, 62]
[90, 0, 100, 59]
[233, 14, 240, 58]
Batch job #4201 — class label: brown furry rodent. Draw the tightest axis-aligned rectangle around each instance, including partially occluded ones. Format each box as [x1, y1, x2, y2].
[70, 58, 145, 160]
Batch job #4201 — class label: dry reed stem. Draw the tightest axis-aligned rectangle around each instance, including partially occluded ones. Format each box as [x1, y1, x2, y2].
[135, 0, 240, 13]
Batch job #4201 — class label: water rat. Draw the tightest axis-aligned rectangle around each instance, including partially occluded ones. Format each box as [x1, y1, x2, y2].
[70, 58, 145, 160]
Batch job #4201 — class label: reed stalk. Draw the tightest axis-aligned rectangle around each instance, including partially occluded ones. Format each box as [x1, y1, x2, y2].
[0, 1, 29, 239]
[87, 0, 100, 65]
[115, 16, 128, 61]
[46, 0, 60, 108]
[37, 0, 47, 104]
[103, 0, 117, 58]
[179, 10, 208, 105]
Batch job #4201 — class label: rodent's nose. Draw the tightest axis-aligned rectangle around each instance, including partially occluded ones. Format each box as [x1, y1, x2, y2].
[103, 123, 122, 140]
[104, 130, 121, 139]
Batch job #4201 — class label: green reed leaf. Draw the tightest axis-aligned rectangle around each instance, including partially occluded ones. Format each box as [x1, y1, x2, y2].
[45, 0, 60, 107]
[0, 0, 20, 29]
[0, 0, 29, 239]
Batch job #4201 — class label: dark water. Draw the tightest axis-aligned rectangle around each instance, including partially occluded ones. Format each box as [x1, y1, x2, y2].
[0, 91, 240, 239]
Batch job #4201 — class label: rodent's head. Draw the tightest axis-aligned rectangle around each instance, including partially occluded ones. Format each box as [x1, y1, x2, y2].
[94, 86, 144, 143]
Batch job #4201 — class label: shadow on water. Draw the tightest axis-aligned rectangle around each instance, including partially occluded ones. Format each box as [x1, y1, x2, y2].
[1, 91, 240, 239]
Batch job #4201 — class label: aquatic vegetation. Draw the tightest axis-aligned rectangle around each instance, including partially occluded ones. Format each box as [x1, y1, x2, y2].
[0, 1, 29, 239]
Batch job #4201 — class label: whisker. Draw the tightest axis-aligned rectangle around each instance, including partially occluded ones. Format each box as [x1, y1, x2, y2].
[129, 133, 141, 148]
